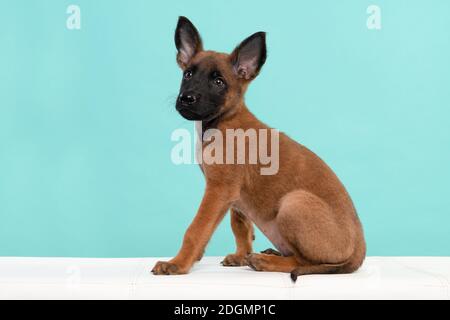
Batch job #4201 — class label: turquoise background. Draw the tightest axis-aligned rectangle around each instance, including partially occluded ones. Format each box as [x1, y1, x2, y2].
[1, 1, 449, 257]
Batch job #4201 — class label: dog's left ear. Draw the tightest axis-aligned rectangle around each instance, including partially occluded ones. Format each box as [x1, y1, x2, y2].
[230, 32, 267, 80]
[175, 16, 203, 69]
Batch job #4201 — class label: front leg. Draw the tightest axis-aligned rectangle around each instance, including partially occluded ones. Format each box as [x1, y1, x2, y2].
[221, 209, 254, 266]
[152, 184, 233, 275]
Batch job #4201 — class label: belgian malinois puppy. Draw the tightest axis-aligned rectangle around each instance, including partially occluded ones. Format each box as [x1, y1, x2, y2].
[152, 17, 366, 280]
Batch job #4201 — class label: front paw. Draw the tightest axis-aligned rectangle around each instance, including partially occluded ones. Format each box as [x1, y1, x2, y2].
[151, 261, 186, 275]
[221, 253, 249, 267]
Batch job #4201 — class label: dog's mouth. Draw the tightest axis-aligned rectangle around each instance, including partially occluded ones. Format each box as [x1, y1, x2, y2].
[177, 108, 203, 120]
[176, 106, 219, 121]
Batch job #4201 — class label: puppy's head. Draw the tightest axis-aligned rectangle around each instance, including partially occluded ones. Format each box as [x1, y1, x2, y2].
[174, 16, 266, 121]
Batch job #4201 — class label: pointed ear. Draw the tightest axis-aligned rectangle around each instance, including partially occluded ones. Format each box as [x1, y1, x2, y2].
[175, 16, 203, 69]
[230, 32, 267, 80]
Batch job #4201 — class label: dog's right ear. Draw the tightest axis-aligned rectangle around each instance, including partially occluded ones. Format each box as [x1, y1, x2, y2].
[175, 16, 203, 69]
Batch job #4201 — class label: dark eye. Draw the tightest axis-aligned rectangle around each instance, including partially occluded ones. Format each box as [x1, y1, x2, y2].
[184, 70, 192, 80]
[214, 77, 225, 87]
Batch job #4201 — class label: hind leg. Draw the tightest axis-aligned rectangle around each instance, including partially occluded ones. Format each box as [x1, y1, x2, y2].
[246, 190, 355, 277]
[246, 190, 354, 275]
[276, 190, 354, 273]
[246, 252, 347, 279]
[247, 253, 299, 272]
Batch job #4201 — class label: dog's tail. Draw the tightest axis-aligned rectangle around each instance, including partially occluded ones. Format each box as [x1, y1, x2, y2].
[290, 261, 350, 283]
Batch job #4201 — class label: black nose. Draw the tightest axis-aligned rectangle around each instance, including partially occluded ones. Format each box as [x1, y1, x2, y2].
[179, 93, 199, 106]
